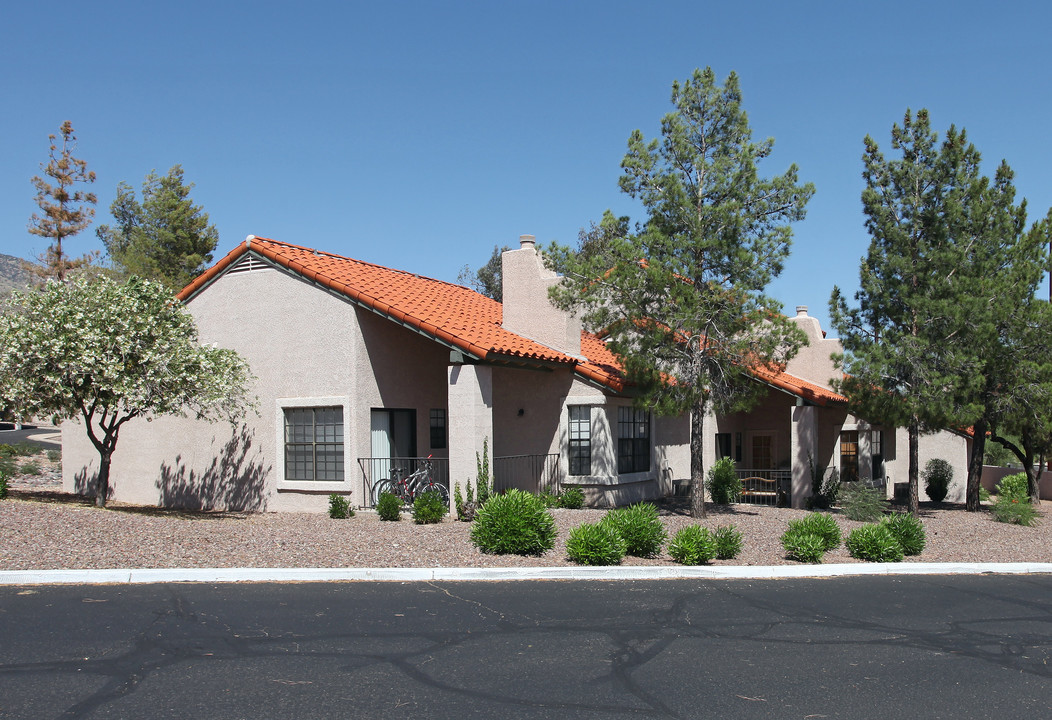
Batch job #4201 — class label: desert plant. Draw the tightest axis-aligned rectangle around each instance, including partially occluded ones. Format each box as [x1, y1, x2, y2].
[712, 525, 743, 560]
[992, 494, 1040, 526]
[19, 461, 41, 476]
[453, 482, 465, 520]
[0, 469, 8, 499]
[880, 512, 925, 555]
[707, 457, 741, 504]
[846, 524, 904, 562]
[538, 490, 560, 508]
[781, 528, 828, 563]
[328, 493, 352, 519]
[475, 438, 492, 506]
[470, 489, 556, 556]
[922, 458, 953, 503]
[558, 486, 585, 509]
[376, 491, 402, 521]
[600, 503, 666, 558]
[979, 486, 991, 502]
[995, 472, 1029, 500]
[667, 526, 718, 565]
[413, 490, 447, 524]
[788, 512, 841, 551]
[807, 453, 841, 509]
[839, 482, 888, 521]
[566, 522, 627, 565]
[46, 449, 61, 463]
[781, 513, 840, 563]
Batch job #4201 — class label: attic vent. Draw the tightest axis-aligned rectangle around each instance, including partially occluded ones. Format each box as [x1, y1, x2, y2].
[227, 254, 267, 275]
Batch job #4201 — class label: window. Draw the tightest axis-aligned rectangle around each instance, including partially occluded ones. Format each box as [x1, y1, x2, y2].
[430, 408, 447, 449]
[871, 430, 885, 480]
[840, 430, 859, 483]
[568, 406, 591, 476]
[284, 406, 344, 482]
[618, 407, 650, 474]
[715, 433, 732, 460]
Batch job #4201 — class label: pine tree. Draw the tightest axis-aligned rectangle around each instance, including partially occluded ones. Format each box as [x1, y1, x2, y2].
[550, 68, 814, 517]
[97, 165, 218, 290]
[830, 109, 987, 515]
[27, 121, 97, 281]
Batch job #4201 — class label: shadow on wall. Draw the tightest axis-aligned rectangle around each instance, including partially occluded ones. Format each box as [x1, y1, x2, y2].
[157, 425, 271, 511]
[73, 466, 106, 502]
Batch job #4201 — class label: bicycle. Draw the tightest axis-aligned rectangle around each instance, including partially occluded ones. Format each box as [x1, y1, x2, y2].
[372, 456, 450, 507]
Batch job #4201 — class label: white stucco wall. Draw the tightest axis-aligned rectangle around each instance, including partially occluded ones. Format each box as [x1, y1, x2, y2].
[63, 263, 450, 512]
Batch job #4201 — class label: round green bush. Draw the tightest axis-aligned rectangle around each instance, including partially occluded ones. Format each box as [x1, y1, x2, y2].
[413, 490, 447, 524]
[787, 512, 841, 551]
[558, 487, 585, 509]
[712, 525, 743, 560]
[668, 526, 717, 565]
[566, 522, 627, 565]
[922, 458, 953, 503]
[995, 472, 1029, 501]
[880, 512, 925, 555]
[846, 524, 904, 562]
[781, 530, 827, 563]
[470, 489, 557, 556]
[600, 503, 666, 558]
[376, 491, 402, 521]
[707, 457, 741, 504]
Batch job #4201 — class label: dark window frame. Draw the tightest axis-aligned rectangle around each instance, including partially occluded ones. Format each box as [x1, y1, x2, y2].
[284, 406, 345, 482]
[617, 407, 651, 474]
[429, 408, 447, 450]
[568, 405, 592, 476]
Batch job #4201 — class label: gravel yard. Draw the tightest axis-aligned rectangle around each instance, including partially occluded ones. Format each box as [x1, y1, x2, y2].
[2, 484, 1049, 571]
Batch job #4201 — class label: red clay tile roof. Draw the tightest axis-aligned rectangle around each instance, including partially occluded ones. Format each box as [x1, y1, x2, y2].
[751, 365, 847, 407]
[178, 236, 844, 404]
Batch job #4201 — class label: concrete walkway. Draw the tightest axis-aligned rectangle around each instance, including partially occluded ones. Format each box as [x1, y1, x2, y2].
[3, 562, 1051, 585]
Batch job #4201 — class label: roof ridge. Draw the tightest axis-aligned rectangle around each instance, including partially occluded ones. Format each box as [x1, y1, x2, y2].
[252, 236, 489, 295]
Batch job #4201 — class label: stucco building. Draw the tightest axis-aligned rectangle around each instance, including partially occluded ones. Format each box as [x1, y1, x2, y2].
[62, 234, 969, 511]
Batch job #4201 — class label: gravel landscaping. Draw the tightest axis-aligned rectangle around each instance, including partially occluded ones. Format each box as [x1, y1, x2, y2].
[2, 481, 1049, 571]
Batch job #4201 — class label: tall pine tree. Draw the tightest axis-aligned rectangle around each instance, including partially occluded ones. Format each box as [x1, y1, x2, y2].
[27, 121, 97, 281]
[550, 68, 814, 517]
[97, 165, 218, 290]
[830, 109, 985, 515]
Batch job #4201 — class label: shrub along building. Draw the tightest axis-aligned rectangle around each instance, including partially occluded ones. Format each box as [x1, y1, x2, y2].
[62, 234, 969, 511]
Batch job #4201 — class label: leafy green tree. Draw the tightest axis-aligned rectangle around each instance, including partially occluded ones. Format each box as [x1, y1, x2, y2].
[986, 299, 1052, 503]
[27, 121, 98, 281]
[550, 68, 814, 517]
[0, 276, 254, 507]
[97, 165, 219, 290]
[457, 245, 510, 301]
[830, 109, 988, 515]
[952, 174, 1050, 509]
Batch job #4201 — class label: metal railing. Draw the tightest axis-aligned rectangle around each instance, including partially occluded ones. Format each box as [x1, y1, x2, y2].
[735, 469, 791, 507]
[493, 453, 561, 495]
[357, 456, 450, 508]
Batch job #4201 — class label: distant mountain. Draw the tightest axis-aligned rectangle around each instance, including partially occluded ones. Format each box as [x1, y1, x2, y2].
[0, 253, 34, 295]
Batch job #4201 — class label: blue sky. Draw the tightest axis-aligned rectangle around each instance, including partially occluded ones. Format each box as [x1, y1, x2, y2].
[3, 1, 1050, 335]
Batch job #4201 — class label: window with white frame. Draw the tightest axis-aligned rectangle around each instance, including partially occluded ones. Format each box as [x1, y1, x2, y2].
[284, 406, 344, 482]
[618, 407, 650, 474]
[568, 405, 592, 476]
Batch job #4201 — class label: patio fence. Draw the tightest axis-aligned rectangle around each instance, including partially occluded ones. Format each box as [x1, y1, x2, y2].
[357, 456, 450, 508]
[735, 469, 791, 507]
[493, 453, 561, 495]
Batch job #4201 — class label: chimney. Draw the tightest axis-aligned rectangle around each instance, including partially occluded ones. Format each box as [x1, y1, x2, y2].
[501, 234, 583, 358]
[796, 305, 808, 317]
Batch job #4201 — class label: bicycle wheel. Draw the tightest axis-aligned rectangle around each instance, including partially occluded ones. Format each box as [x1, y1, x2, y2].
[372, 479, 394, 505]
[423, 481, 449, 506]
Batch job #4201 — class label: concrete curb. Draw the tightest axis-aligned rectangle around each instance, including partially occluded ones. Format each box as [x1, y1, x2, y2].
[2, 563, 1051, 586]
